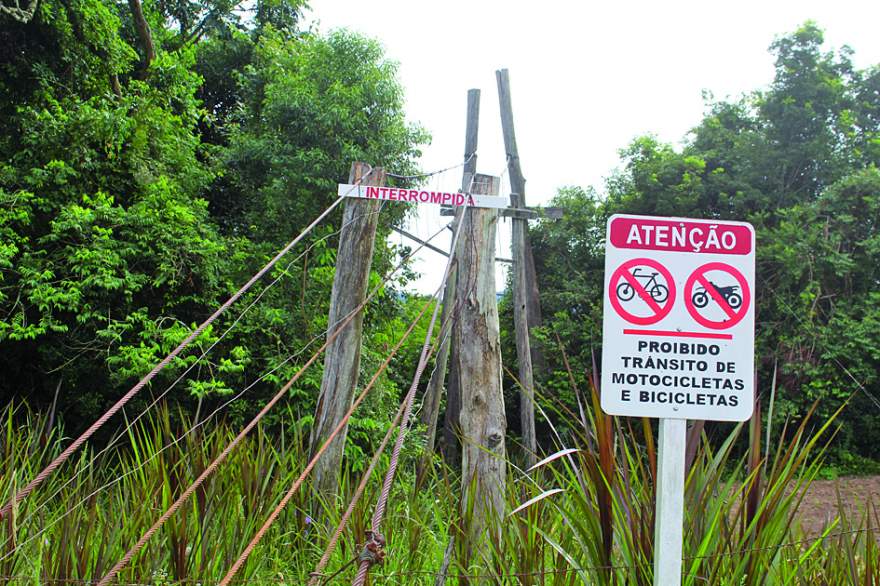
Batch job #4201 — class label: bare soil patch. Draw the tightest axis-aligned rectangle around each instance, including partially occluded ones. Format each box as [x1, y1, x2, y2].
[796, 476, 880, 538]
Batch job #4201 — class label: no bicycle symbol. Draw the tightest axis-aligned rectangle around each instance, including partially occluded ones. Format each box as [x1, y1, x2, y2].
[608, 258, 676, 325]
[684, 262, 751, 330]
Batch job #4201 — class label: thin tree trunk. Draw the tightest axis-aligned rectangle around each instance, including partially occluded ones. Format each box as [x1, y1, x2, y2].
[128, 0, 155, 72]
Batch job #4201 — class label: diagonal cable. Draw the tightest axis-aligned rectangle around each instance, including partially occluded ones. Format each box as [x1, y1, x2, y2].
[307, 305, 458, 586]
[0, 222, 448, 564]
[0, 173, 373, 520]
[94, 212, 443, 586]
[9, 202, 385, 532]
[352, 205, 469, 586]
[217, 290, 450, 585]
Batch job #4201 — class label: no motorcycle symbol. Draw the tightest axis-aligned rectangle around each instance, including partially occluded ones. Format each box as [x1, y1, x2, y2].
[684, 262, 751, 329]
[609, 259, 751, 330]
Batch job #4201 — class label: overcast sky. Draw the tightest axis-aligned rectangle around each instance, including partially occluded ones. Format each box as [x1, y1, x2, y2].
[305, 1, 880, 293]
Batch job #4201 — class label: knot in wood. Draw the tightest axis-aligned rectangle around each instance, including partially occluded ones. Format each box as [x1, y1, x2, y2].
[487, 429, 503, 448]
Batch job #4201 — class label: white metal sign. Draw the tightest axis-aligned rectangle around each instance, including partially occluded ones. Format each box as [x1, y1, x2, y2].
[601, 214, 755, 421]
[337, 184, 510, 209]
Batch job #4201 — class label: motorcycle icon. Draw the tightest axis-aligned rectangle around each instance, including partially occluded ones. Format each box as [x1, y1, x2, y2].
[692, 281, 742, 309]
[616, 268, 669, 303]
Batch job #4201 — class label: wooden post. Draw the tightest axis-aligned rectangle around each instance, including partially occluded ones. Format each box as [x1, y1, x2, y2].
[309, 162, 385, 499]
[454, 170, 507, 569]
[496, 68, 540, 467]
[417, 217, 459, 481]
[436, 89, 481, 467]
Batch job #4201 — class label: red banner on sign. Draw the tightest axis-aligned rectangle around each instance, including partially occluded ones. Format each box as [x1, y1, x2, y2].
[609, 217, 752, 255]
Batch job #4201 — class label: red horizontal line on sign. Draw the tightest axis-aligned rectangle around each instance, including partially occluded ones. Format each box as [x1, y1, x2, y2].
[622, 329, 733, 340]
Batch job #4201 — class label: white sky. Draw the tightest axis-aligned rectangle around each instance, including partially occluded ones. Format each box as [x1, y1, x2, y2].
[305, 1, 880, 293]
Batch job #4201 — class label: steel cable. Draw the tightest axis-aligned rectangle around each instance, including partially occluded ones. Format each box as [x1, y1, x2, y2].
[94, 211, 446, 586]
[306, 306, 457, 586]
[351, 205, 469, 586]
[385, 153, 474, 181]
[1, 219, 449, 568]
[217, 290, 450, 585]
[6, 201, 387, 538]
[0, 174, 373, 520]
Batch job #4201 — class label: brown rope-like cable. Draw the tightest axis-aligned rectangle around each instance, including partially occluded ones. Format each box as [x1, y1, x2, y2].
[6, 204, 383, 544]
[0, 180, 362, 521]
[306, 305, 458, 586]
[306, 403, 404, 586]
[94, 292, 363, 586]
[352, 210, 468, 586]
[218, 293, 440, 585]
[95, 207, 448, 586]
[2, 208, 433, 569]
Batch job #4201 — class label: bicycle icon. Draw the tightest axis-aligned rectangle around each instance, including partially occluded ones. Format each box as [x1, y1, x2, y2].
[615, 268, 670, 303]
[691, 281, 742, 309]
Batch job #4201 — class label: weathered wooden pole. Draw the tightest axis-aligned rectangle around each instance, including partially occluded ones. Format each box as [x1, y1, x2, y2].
[496, 68, 541, 467]
[309, 162, 384, 499]
[421, 89, 481, 474]
[417, 223, 459, 478]
[454, 172, 507, 568]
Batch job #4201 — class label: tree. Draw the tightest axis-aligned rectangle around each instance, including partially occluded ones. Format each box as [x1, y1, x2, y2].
[212, 28, 426, 243]
[0, 0, 225, 426]
[531, 23, 880, 463]
[759, 168, 880, 458]
[0, 0, 430, 460]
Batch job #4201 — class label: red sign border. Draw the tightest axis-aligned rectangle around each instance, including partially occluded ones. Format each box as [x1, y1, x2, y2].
[608, 258, 676, 326]
[684, 262, 751, 330]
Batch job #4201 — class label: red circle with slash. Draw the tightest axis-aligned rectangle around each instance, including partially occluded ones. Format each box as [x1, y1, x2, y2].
[684, 262, 751, 330]
[608, 258, 676, 325]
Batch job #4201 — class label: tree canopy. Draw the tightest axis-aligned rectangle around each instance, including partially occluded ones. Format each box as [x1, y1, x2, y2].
[0, 0, 428, 449]
[529, 22, 880, 461]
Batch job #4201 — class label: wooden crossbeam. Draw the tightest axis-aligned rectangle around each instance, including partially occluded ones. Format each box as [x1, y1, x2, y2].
[392, 226, 513, 264]
[440, 204, 563, 219]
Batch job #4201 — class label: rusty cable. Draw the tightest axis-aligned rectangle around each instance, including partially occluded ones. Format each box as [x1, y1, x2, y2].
[0, 173, 372, 521]
[94, 205, 446, 586]
[307, 301, 459, 586]
[352, 206, 469, 586]
[216, 292, 438, 585]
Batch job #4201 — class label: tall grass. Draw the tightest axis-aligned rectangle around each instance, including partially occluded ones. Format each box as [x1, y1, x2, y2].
[0, 387, 876, 585]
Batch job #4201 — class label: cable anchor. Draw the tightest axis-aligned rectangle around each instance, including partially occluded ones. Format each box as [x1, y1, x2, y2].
[358, 530, 386, 567]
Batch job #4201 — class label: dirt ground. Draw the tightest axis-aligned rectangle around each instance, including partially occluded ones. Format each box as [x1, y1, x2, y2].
[796, 476, 880, 537]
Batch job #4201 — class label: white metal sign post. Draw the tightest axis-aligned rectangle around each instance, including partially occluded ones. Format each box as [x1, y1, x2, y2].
[600, 214, 756, 585]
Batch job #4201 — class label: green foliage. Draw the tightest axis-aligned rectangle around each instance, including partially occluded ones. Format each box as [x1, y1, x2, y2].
[2, 385, 876, 584]
[0, 0, 429, 453]
[212, 27, 427, 243]
[0, 0, 224, 421]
